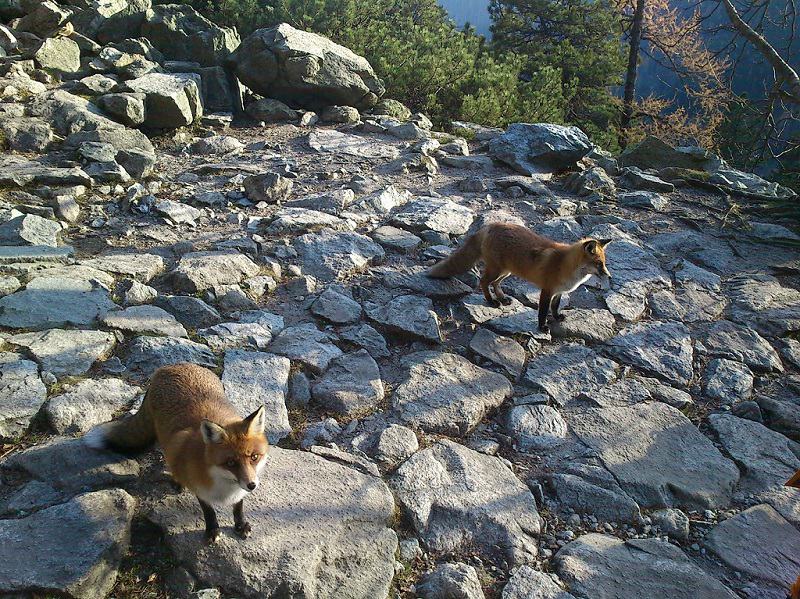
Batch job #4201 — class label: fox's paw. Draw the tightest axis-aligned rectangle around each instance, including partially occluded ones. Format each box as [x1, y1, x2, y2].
[554, 313, 566, 322]
[235, 522, 252, 539]
[538, 324, 550, 335]
[205, 527, 221, 544]
[486, 299, 501, 308]
[498, 296, 513, 306]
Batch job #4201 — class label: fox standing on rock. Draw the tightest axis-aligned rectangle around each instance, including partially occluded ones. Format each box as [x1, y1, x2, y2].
[84, 363, 268, 544]
[428, 222, 612, 333]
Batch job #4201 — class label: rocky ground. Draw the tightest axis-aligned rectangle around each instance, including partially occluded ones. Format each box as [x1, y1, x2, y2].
[0, 2, 799, 599]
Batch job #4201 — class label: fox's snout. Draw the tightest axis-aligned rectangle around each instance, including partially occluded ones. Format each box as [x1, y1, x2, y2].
[242, 479, 258, 492]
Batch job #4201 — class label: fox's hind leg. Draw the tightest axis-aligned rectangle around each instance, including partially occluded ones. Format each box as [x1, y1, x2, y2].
[480, 265, 503, 308]
[491, 273, 513, 306]
[198, 498, 220, 544]
[538, 289, 553, 333]
[551, 294, 565, 321]
[233, 500, 252, 539]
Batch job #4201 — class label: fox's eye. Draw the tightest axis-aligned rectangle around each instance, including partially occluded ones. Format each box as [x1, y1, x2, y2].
[225, 459, 237, 468]
[251, 453, 260, 462]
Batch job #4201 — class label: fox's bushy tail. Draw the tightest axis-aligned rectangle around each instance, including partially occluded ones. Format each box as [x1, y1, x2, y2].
[427, 231, 483, 278]
[83, 393, 156, 455]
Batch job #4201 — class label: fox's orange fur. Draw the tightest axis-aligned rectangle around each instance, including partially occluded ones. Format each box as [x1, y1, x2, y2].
[428, 223, 612, 332]
[84, 363, 268, 543]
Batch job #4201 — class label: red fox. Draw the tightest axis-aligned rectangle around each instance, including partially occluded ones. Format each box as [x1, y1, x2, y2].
[84, 363, 268, 544]
[428, 222, 612, 333]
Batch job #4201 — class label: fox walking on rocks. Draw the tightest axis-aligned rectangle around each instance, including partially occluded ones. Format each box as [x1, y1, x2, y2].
[84, 363, 268, 544]
[428, 222, 612, 333]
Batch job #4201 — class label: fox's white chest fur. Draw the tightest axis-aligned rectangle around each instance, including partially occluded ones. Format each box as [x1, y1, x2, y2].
[556, 272, 593, 294]
[196, 466, 248, 506]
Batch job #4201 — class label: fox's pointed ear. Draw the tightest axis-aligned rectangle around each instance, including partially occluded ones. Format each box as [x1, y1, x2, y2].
[583, 239, 599, 255]
[243, 405, 266, 436]
[599, 238, 612, 248]
[200, 420, 227, 445]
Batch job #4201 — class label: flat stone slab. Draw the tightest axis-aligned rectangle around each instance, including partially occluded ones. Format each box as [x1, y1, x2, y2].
[222, 350, 290, 444]
[523, 345, 618, 407]
[268, 324, 343, 374]
[45, 378, 141, 435]
[154, 295, 222, 329]
[392, 351, 512, 435]
[0, 276, 116, 331]
[308, 129, 400, 159]
[152, 447, 397, 599]
[0, 353, 46, 441]
[0, 245, 73, 265]
[502, 566, 576, 599]
[506, 404, 567, 451]
[705, 504, 800, 588]
[199, 321, 274, 351]
[170, 251, 260, 293]
[391, 439, 540, 566]
[379, 266, 472, 298]
[604, 321, 693, 386]
[124, 335, 216, 379]
[391, 197, 473, 235]
[470, 328, 526, 378]
[365, 294, 442, 342]
[566, 402, 739, 510]
[371, 225, 421, 252]
[102, 305, 188, 338]
[727, 274, 800, 336]
[554, 534, 738, 599]
[0, 489, 136, 599]
[293, 229, 385, 282]
[82, 252, 165, 283]
[697, 320, 783, 373]
[551, 308, 616, 343]
[266, 207, 345, 234]
[312, 350, 384, 416]
[310, 287, 362, 324]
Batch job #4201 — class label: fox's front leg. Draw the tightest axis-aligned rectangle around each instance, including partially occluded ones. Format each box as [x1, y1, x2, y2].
[198, 498, 220, 543]
[538, 290, 553, 333]
[550, 294, 565, 321]
[233, 499, 252, 539]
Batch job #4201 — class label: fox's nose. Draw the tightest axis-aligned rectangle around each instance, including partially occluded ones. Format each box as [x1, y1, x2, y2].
[247, 482, 256, 491]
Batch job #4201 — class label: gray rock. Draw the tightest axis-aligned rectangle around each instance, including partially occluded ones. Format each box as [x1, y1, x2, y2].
[312, 350, 383, 416]
[82, 252, 164, 283]
[34, 37, 81, 73]
[0, 276, 116, 331]
[648, 286, 727, 323]
[243, 172, 294, 204]
[756, 395, 800, 442]
[0, 245, 73, 265]
[605, 321, 693, 387]
[489, 123, 592, 175]
[222, 350, 291, 444]
[672, 259, 721, 291]
[0, 116, 54, 152]
[651, 508, 690, 541]
[190, 135, 243, 155]
[365, 295, 441, 342]
[371, 225, 422, 253]
[76, 74, 119, 95]
[381, 266, 472, 298]
[621, 167, 675, 193]
[374, 424, 418, 469]
[418, 562, 485, 599]
[523, 345, 618, 407]
[339, 323, 390, 358]
[45, 378, 140, 434]
[0, 489, 135, 599]
[155, 198, 202, 225]
[0, 353, 46, 441]
[507, 404, 567, 452]
[125, 72, 202, 128]
[9, 329, 115, 379]
[17, 0, 72, 36]
[152, 447, 397, 598]
[286, 189, 355, 215]
[97, 92, 147, 127]
[321, 105, 361, 123]
[391, 197, 473, 235]
[154, 295, 221, 328]
[103, 305, 188, 338]
[171, 251, 260, 293]
[0, 158, 92, 189]
[308, 129, 399, 159]
[543, 467, 642, 524]
[705, 504, 800, 588]
[502, 567, 575, 599]
[551, 308, 615, 343]
[268, 324, 343, 374]
[711, 167, 795, 199]
[393, 351, 512, 435]
[707, 413, 800, 497]
[266, 207, 344, 234]
[141, 4, 239, 67]
[697, 320, 782, 372]
[392, 439, 540, 565]
[118, 278, 158, 306]
[125, 335, 216, 378]
[229, 23, 385, 110]
[703, 358, 753, 403]
[245, 97, 299, 122]
[301, 418, 342, 449]
[619, 190, 668, 211]
[85, 160, 132, 185]
[470, 328, 526, 378]
[0, 275, 20, 297]
[619, 136, 722, 171]
[3, 437, 140, 494]
[198, 319, 276, 352]
[288, 371, 311, 408]
[0, 214, 61, 247]
[554, 534, 738, 599]
[566, 402, 739, 509]
[727, 274, 800, 337]
[0, 480, 64, 517]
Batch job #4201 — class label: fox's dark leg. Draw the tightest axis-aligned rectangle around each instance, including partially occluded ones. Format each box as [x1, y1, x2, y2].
[491, 274, 513, 306]
[481, 265, 502, 308]
[233, 500, 252, 539]
[551, 294, 564, 321]
[198, 498, 220, 543]
[538, 290, 553, 333]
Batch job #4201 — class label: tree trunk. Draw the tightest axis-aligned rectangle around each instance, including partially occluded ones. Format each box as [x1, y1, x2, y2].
[620, 0, 645, 147]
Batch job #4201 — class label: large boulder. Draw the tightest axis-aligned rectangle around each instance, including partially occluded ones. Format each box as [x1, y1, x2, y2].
[0, 353, 46, 441]
[124, 72, 202, 128]
[71, 0, 152, 43]
[33, 37, 81, 74]
[227, 23, 385, 110]
[619, 136, 723, 171]
[489, 123, 593, 175]
[141, 4, 239, 67]
[151, 447, 397, 598]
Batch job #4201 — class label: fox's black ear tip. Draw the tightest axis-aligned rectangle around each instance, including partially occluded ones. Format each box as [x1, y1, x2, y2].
[600, 238, 612, 247]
